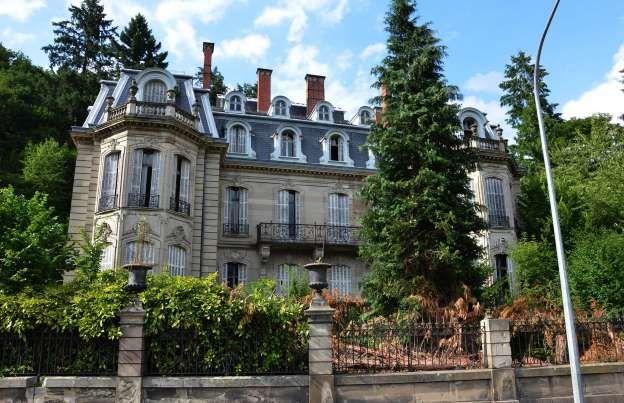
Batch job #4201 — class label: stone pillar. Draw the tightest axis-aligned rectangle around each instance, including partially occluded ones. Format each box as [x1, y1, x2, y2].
[116, 300, 145, 403]
[305, 300, 335, 403]
[481, 318, 512, 369]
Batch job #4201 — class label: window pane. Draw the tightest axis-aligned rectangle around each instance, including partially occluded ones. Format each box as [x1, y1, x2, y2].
[144, 80, 167, 103]
[168, 245, 186, 276]
[485, 178, 506, 224]
[100, 244, 114, 270]
[329, 265, 351, 296]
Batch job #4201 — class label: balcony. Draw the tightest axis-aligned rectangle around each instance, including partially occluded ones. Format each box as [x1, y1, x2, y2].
[469, 138, 507, 153]
[107, 101, 197, 129]
[257, 223, 361, 247]
[97, 194, 117, 212]
[127, 193, 160, 209]
[223, 223, 250, 236]
[488, 214, 510, 229]
[169, 197, 191, 216]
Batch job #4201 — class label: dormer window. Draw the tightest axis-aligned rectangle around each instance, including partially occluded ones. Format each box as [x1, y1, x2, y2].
[281, 131, 295, 157]
[144, 80, 167, 103]
[320, 130, 353, 166]
[225, 121, 255, 158]
[275, 100, 287, 116]
[360, 110, 371, 125]
[330, 135, 343, 162]
[270, 126, 306, 162]
[230, 95, 242, 112]
[319, 105, 330, 121]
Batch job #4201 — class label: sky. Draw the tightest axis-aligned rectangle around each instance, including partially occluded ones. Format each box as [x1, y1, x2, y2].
[1, 0, 624, 140]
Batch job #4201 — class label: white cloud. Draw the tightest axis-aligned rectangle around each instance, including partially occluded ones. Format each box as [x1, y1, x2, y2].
[562, 44, 624, 123]
[0, 28, 35, 47]
[336, 50, 353, 71]
[214, 34, 271, 62]
[254, 0, 350, 43]
[460, 95, 514, 142]
[326, 68, 377, 119]
[464, 71, 504, 94]
[0, 0, 45, 22]
[359, 42, 385, 60]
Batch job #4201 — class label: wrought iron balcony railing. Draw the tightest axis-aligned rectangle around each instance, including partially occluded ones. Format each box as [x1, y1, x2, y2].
[488, 214, 510, 229]
[257, 223, 361, 246]
[127, 193, 159, 209]
[98, 194, 117, 212]
[223, 223, 250, 236]
[169, 197, 191, 216]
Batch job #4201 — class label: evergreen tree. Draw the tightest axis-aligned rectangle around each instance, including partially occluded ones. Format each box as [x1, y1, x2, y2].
[195, 66, 228, 105]
[42, 0, 118, 76]
[360, 0, 486, 314]
[116, 14, 168, 70]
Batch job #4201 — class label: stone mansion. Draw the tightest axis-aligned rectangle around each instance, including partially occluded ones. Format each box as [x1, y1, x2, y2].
[67, 42, 520, 295]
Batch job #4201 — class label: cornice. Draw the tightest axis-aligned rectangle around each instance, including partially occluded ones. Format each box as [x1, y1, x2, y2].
[222, 159, 373, 180]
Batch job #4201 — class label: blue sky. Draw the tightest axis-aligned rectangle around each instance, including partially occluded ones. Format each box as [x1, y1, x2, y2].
[1, 0, 623, 139]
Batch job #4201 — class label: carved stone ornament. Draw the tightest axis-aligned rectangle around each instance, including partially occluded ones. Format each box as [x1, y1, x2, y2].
[103, 138, 119, 151]
[167, 226, 187, 244]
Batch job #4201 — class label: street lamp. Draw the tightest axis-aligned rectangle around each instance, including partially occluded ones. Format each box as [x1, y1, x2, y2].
[533, 1, 584, 402]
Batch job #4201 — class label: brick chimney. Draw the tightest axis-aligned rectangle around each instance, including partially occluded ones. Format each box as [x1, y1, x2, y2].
[256, 68, 272, 113]
[202, 42, 214, 89]
[305, 74, 325, 115]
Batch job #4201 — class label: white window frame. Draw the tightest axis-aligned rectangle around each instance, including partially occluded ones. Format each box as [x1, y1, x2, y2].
[270, 96, 291, 118]
[328, 193, 350, 227]
[311, 101, 335, 123]
[352, 106, 374, 126]
[129, 148, 161, 206]
[223, 186, 248, 235]
[270, 126, 307, 162]
[168, 245, 186, 276]
[135, 68, 176, 103]
[221, 262, 247, 287]
[319, 130, 354, 167]
[224, 91, 246, 114]
[172, 155, 192, 204]
[225, 121, 255, 158]
[143, 79, 167, 103]
[100, 243, 114, 270]
[329, 265, 352, 296]
[125, 241, 155, 265]
[101, 151, 120, 199]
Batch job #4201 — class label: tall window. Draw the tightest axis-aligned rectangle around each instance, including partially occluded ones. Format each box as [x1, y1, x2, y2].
[144, 80, 167, 103]
[328, 193, 350, 226]
[330, 135, 344, 162]
[277, 263, 302, 295]
[278, 190, 300, 239]
[100, 244, 114, 270]
[129, 149, 160, 208]
[280, 130, 295, 157]
[224, 187, 248, 235]
[329, 265, 351, 296]
[494, 253, 510, 303]
[168, 245, 186, 276]
[228, 125, 247, 154]
[171, 156, 191, 214]
[485, 177, 508, 228]
[229, 95, 242, 112]
[100, 152, 119, 211]
[360, 110, 371, 125]
[275, 100, 287, 116]
[125, 241, 154, 264]
[222, 262, 246, 288]
[318, 105, 330, 121]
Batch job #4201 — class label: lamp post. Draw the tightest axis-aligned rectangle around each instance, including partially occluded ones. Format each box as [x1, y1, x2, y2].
[533, 1, 584, 402]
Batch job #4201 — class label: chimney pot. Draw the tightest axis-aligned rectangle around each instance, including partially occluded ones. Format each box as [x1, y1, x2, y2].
[305, 74, 326, 116]
[256, 68, 272, 113]
[202, 42, 214, 90]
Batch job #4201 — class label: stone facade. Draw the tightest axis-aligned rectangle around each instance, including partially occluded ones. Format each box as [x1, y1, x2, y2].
[66, 45, 520, 294]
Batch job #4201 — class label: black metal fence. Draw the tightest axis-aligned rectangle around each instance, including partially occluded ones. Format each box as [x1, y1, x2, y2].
[98, 194, 117, 212]
[0, 331, 118, 376]
[333, 322, 483, 374]
[169, 197, 191, 215]
[145, 328, 308, 376]
[223, 223, 249, 236]
[257, 223, 361, 246]
[511, 319, 624, 367]
[127, 192, 159, 209]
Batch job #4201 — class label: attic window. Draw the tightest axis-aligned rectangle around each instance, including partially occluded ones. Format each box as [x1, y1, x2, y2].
[144, 80, 167, 103]
[319, 105, 330, 121]
[230, 95, 243, 112]
[360, 110, 371, 125]
[275, 100, 287, 116]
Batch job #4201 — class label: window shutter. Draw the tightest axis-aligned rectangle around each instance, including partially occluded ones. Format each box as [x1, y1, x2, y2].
[239, 263, 247, 284]
[224, 188, 231, 226]
[328, 194, 337, 225]
[339, 194, 350, 226]
[131, 149, 143, 194]
[295, 191, 301, 224]
[180, 158, 191, 202]
[100, 244, 114, 270]
[168, 245, 186, 276]
[239, 189, 248, 225]
[338, 137, 345, 162]
[151, 152, 161, 196]
[277, 190, 288, 224]
[102, 153, 119, 196]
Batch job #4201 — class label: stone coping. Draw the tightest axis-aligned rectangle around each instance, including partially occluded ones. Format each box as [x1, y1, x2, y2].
[0, 376, 37, 388]
[41, 376, 117, 388]
[143, 375, 309, 388]
[515, 362, 624, 378]
[335, 368, 493, 386]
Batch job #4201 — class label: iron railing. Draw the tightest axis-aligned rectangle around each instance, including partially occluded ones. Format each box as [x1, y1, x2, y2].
[169, 197, 191, 215]
[257, 223, 361, 246]
[488, 214, 510, 229]
[333, 322, 483, 374]
[511, 319, 624, 367]
[127, 192, 159, 209]
[0, 331, 118, 376]
[145, 328, 308, 376]
[223, 223, 249, 236]
[98, 194, 117, 212]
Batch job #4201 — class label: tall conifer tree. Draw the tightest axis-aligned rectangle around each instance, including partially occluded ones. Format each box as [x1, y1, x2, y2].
[359, 0, 485, 314]
[116, 14, 168, 69]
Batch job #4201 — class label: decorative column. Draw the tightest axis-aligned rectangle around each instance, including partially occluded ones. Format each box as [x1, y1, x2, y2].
[304, 262, 335, 403]
[481, 317, 517, 401]
[104, 96, 114, 121]
[165, 88, 176, 117]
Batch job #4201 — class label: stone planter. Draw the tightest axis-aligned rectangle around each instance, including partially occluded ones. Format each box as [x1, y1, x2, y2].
[123, 263, 151, 293]
[304, 262, 331, 299]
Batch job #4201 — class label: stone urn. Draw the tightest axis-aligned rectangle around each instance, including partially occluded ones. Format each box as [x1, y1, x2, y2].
[123, 263, 152, 293]
[304, 262, 331, 304]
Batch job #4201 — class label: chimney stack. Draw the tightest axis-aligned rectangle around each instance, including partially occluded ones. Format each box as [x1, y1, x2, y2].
[202, 42, 214, 89]
[305, 74, 325, 115]
[256, 68, 272, 113]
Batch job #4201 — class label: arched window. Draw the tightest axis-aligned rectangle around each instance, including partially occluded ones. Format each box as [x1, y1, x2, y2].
[227, 124, 247, 154]
[329, 265, 351, 296]
[144, 80, 167, 103]
[224, 186, 248, 235]
[485, 177, 508, 228]
[463, 117, 478, 134]
[171, 155, 191, 215]
[360, 110, 371, 125]
[129, 149, 160, 208]
[99, 152, 119, 211]
[100, 243, 114, 270]
[275, 100, 287, 116]
[318, 105, 330, 121]
[277, 263, 302, 295]
[222, 262, 246, 287]
[330, 135, 344, 162]
[125, 241, 154, 265]
[280, 130, 295, 157]
[168, 245, 186, 276]
[229, 95, 242, 112]
[277, 189, 301, 239]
